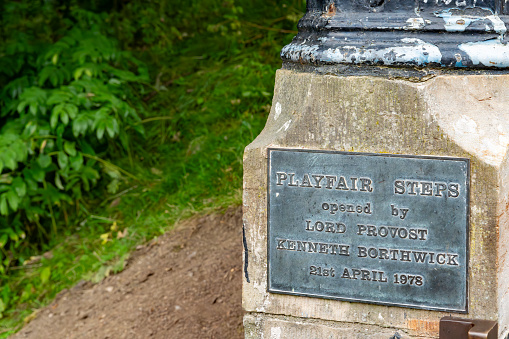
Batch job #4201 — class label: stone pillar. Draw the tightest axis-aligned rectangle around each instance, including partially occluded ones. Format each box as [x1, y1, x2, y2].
[243, 1, 509, 338]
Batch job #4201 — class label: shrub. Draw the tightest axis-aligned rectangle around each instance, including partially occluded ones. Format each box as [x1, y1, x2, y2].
[0, 6, 149, 273]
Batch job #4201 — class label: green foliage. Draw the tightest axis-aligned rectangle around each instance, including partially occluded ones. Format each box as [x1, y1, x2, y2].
[0, 6, 148, 275]
[0, 0, 305, 335]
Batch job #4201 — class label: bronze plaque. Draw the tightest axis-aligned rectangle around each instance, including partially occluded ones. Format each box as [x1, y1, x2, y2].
[267, 148, 469, 312]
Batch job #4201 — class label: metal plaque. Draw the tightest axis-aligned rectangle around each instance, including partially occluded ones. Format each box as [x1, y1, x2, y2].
[267, 148, 469, 312]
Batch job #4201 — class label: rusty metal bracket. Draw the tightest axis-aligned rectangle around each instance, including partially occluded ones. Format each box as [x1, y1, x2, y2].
[440, 316, 498, 339]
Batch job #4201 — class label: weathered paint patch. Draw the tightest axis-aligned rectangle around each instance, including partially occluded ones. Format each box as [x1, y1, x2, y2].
[277, 120, 292, 133]
[405, 17, 426, 30]
[281, 0, 509, 69]
[322, 38, 442, 66]
[281, 44, 319, 64]
[270, 327, 281, 339]
[274, 102, 281, 120]
[454, 53, 465, 67]
[498, 125, 509, 146]
[488, 15, 507, 34]
[459, 39, 509, 67]
[451, 114, 508, 166]
[435, 8, 507, 34]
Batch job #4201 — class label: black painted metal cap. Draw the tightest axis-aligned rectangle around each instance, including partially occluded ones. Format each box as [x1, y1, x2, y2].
[282, 0, 509, 69]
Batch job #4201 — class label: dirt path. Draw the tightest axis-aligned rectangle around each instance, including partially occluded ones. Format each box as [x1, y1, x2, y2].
[13, 207, 244, 339]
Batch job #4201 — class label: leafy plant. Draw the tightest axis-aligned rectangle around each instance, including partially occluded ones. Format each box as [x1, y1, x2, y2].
[0, 8, 149, 276]
[0, 0, 305, 334]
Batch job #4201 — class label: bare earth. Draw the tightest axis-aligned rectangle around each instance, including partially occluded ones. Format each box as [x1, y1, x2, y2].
[13, 207, 244, 339]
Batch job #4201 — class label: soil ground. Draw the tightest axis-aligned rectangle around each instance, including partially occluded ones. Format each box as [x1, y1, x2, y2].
[12, 207, 244, 339]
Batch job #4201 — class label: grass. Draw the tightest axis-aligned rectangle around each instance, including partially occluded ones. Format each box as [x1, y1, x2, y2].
[0, 0, 305, 336]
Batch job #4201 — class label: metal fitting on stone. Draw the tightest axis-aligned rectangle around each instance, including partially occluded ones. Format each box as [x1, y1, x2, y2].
[282, 0, 509, 69]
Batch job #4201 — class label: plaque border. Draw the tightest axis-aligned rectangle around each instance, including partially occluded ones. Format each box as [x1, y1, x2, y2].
[266, 147, 470, 313]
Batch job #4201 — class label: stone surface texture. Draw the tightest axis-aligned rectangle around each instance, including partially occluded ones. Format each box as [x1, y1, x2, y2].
[242, 69, 509, 338]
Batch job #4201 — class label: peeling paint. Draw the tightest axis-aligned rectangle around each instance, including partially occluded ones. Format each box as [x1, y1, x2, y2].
[498, 125, 509, 145]
[459, 39, 509, 67]
[255, 286, 271, 312]
[280, 0, 509, 70]
[274, 102, 281, 120]
[281, 44, 319, 64]
[322, 38, 442, 66]
[253, 281, 266, 296]
[454, 115, 477, 135]
[270, 327, 281, 339]
[449, 113, 509, 167]
[405, 17, 426, 30]
[277, 120, 292, 133]
[435, 7, 507, 34]
[454, 53, 465, 67]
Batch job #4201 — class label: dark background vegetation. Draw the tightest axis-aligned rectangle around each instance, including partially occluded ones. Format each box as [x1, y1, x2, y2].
[0, 0, 304, 335]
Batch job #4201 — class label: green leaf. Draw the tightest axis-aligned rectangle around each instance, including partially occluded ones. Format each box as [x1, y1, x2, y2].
[0, 234, 8, 248]
[1, 149, 17, 171]
[37, 154, 52, 168]
[47, 90, 73, 105]
[55, 173, 64, 190]
[0, 159, 3, 174]
[24, 177, 38, 191]
[12, 177, 27, 197]
[13, 141, 28, 162]
[30, 167, 46, 182]
[23, 122, 37, 137]
[29, 103, 38, 115]
[17, 100, 28, 113]
[73, 68, 84, 80]
[66, 104, 78, 119]
[8, 228, 18, 242]
[0, 195, 7, 216]
[64, 141, 77, 156]
[96, 125, 105, 140]
[61, 111, 69, 125]
[6, 190, 20, 211]
[56, 124, 65, 139]
[105, 118, 118, 138]
[57, 151, 68, 169]
[107, 178, 120, 194]
[69, 153, 84, 171]
[49, 72, 59, 87]
[38, 66, 55, 86]
[40, 267, 51, 284]
[72, 115, 89, 137]
[50, 109, 60, 129]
